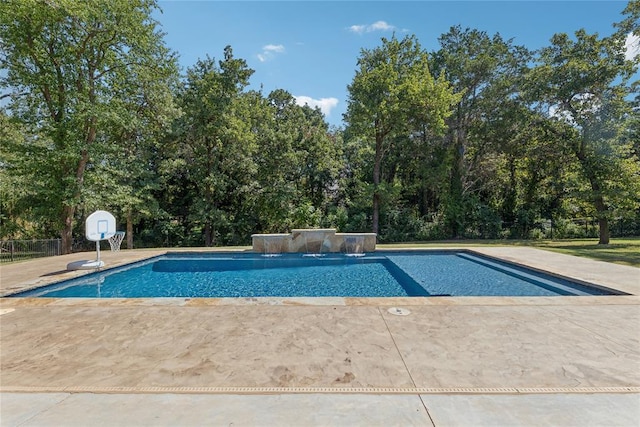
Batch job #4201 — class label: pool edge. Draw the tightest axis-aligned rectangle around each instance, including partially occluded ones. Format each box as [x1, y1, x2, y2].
[1, 247, 638, 301]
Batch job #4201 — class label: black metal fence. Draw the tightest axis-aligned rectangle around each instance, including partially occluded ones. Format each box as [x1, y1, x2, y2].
[0, 239, 62, 263]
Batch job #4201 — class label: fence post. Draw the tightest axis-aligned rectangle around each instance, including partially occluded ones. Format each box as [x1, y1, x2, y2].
[57, 238, 61, 256]
[10, 240, 14, 262]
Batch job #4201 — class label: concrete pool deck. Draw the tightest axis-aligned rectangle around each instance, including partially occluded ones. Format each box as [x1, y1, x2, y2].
[1, 246, 639, 426]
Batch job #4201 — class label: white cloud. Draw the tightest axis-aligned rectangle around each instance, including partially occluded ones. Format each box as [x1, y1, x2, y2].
[369, 21, 394, 32]
[264, 44, 285, 53]
[624, 32, 640, 61]
[294, 96, 339, 117]
[348, 20, 396, 35]
[348, 24, 366, 34]
[257, 44, 285, 62]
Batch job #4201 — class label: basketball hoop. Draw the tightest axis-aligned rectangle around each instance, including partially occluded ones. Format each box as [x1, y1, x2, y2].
[108, 231, 126, 252]
[85, 210, 116, 267]
[68, 210, 118, 271]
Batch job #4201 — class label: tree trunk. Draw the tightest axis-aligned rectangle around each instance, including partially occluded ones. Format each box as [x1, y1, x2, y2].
[126, 210, 134, 249]
[372, 126, 384, 236]
[586, 176, 610, 244]
[372, 192, 380, 236]
[61, 204, 75, 254]
[204, 222, 213, 247]
[60, 134, 92, 254]
[576, 141, 610, 245]
[582, 161, 610, 245]
[593, 193, 610, 245]
[61, 154, 89, 254]
[447, 130, 465, 238]
[597, 215, 610, 245]
[501, 155, 517, 228]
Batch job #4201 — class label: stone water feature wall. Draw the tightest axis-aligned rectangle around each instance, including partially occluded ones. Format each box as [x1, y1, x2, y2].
[251, 229, 376, 254]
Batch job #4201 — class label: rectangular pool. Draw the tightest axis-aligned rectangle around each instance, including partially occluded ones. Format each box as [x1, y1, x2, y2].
[8, 251, 621, 298]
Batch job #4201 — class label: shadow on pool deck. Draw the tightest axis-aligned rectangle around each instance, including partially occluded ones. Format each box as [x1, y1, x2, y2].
[1, 247, 639, 426]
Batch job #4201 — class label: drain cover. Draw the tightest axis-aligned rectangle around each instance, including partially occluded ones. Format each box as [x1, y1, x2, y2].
[387, 307, 410, 316]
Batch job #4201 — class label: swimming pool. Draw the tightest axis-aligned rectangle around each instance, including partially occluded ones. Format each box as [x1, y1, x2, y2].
[9, 251, 620, 298]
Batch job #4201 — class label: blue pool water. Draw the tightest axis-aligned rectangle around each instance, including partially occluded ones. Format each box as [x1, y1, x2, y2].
[10, 251, 618, 298]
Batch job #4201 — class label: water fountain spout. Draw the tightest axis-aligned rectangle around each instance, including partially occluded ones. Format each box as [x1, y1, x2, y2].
[299, 229, 330, 257]
[262, 235, 283, 257]
[345, 235, 365, 257]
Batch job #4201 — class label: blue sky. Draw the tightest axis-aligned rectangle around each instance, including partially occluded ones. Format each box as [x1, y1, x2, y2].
[154, 1, 636, 128]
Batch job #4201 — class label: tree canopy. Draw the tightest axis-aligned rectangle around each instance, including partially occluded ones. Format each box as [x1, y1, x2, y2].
[1, 1, 638, 248]
[344, 34, 459, 235]
[0, 0, 178, 252]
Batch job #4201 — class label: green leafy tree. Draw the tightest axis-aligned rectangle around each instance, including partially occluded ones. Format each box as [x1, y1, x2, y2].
[0, 0, 178, 252]
[252, 89, 302, 232]
[0, 111, 30, 238]
[80, 25, 179, 249]
[344, 34, 458, 236]
[615, 0, 640, 37]
[250, 89, 342, 232]
[175, 48, 255, 246]
[527, 29, 639, 244]
[336, 128, 375, 233]
[431, 26, 531, 237]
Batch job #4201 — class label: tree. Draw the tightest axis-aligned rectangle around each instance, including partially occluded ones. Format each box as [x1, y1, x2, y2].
[251, 89, 302, 232]
[252, 89, 342, 232]
[615, 0, 639, 37]
[89, 53, 179, 249]
[344, 34, 458, 236]
[0, 0, 178, 253]
[527, 29, 638, 244]
[0, 111, 30, 238]
[430, 26, 531, 237]
[175, 48, 255, 246]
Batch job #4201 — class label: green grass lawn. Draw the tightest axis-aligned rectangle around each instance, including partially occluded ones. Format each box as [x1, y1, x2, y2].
[531, 238, 640, 267]
[378, 237, 640, 267]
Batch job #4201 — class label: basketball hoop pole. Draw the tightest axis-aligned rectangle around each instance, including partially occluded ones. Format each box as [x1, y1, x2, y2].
[96, 240, 101, 264]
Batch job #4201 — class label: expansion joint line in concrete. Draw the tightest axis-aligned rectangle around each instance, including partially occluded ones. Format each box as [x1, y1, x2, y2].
[2, 386, 639, 395]
[377, 306, 436, 421]
[377, 307, 417, 384]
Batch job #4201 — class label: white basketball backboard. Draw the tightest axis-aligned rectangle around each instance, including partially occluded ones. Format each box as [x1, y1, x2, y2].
[86, 210, 116, 241]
